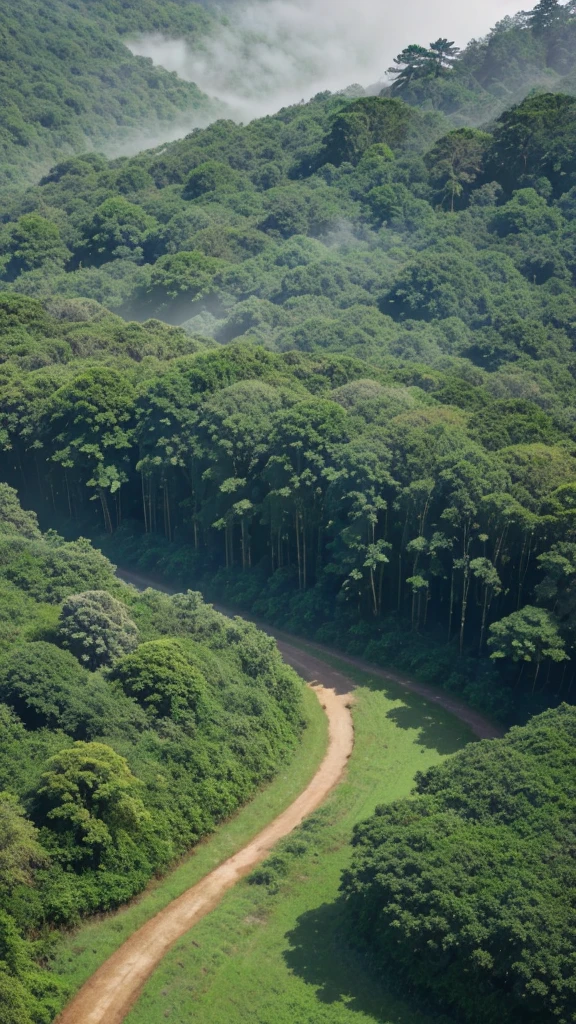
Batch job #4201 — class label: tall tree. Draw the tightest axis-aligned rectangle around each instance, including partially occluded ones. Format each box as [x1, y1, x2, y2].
[527, 0, 563, 34]
[425, 128, 491, 211]
[387, 45, 435, 92]
[488, 605, 568, 691]
[428, 38, 461, 76]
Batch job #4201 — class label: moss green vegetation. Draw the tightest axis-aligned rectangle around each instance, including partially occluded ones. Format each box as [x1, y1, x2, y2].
[0, 0, 216, 191]
[0, 486, 304, 1021]
[1, 5, 576, 1021]
[4, 82, 576, 726]
[344, 704, 576, 1024]
[47, 683, 327, 1012]
[120, 652, 473, 1024]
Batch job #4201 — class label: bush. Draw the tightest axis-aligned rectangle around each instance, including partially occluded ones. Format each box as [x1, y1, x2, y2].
[342, 706, 576, 1024]
[110, 639, 208, 721]
[58, 590, 138, 669]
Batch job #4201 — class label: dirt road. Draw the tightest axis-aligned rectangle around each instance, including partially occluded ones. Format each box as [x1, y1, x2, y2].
[118, 568, 502, 740]
[56, 639, 354, 1022]
[56, 569, 500, 1024]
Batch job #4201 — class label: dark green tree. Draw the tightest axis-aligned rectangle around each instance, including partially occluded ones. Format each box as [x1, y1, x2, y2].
[425, 128, 491, 210]
[527, 0, 563, 34]
[110, 639, 208, 721]
[488, 605, 568, 690]
[387, 45, 435, 91]
[58, 591, 138, 670]
[38, 741, 147, 861]
[428, 38, 461, 76]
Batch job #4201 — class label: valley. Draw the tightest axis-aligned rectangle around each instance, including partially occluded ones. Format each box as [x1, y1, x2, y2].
[0, 3, 575, 1023]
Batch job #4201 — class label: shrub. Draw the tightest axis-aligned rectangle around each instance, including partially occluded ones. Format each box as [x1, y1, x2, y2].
[58, 591, 138, 669]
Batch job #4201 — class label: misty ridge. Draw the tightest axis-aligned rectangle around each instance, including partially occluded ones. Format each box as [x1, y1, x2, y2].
[127, 0, 550, 126]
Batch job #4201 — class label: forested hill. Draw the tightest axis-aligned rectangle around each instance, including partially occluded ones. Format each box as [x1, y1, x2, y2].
[0, 484, 304, 1021]
[0, 0, 218, 193]
[6, 0, 576, 198]
[4, 6, 576, 730]
[381, 1, 576, 121]
[343, 703, 576, 1024]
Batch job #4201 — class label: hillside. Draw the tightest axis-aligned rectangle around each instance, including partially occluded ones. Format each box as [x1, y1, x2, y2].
[1, 5, 576, 1024]
[380, 2, 576, 120]
[0, 0, 218, 192]
[0, 484, 304, 1021]
[2, 76, 576, 720]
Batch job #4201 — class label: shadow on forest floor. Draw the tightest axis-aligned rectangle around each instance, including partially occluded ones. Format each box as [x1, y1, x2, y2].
[283, 899, 452, 1024]
[383, 699, 472, 755]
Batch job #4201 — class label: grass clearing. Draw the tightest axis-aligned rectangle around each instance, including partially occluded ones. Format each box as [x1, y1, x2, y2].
[125, 650, 474, 1024]
[49, 683, 328, 1004]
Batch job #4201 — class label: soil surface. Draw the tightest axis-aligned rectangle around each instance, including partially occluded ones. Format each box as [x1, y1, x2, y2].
[56, 569, 501, 1024]
[118, 568, 503, 740]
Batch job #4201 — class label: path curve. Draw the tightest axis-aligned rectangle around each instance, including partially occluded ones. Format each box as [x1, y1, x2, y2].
[57, 568, 501, 1024]
[56, 618, 354, 1022]
[118, 569, 502, 741]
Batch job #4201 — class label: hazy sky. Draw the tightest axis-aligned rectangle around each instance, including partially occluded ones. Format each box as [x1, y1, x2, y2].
[129, 0, 529, 122]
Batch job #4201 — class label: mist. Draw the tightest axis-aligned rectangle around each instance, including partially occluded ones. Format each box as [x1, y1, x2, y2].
[128, 0, 525, 123]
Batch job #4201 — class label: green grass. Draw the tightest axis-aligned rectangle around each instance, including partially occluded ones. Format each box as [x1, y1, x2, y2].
[48, 684, 328, 1004]
[124, 650, 475, 1024]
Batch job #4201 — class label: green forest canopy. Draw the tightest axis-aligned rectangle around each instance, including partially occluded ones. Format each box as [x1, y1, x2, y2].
[3, 74, 576, 720]
[1, 5, 576, 1024]
[0, 485, 304, 1022]
[342, 703, 576, 1024]
[0, 0, 218, 191]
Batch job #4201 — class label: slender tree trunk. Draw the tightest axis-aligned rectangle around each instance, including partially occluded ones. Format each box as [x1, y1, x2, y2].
[517, 532, 529, 610]
[65, 471, 73, 520]
[295, 511, 302, 589]
[378, 562, 384, 617]
[302, 515, 307, 590]
[459, 559, 470, 655]
[141, 474, 148, 533]
[479, 589, 489, 655]
[370, 570, 378, 617]
[99, 489, 113, 534]
[448, 566, 455, 642]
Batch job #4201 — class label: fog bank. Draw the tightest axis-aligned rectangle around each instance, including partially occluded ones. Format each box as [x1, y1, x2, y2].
[128, 0, 524, 122]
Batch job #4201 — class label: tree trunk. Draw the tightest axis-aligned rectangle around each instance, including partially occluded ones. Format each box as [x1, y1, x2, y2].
[459, 560, 470, 655]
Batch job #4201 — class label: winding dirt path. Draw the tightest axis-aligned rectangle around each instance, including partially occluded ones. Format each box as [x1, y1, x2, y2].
[57, 569, 501, 1024]
[56, 605, 354, 1023]
[118, 568, 502, 740]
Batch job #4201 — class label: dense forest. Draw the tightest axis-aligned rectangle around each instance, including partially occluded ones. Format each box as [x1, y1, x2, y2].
[0, 484, 303, 1021]
[382, 0, 576, 120]
[3, 72, 576, 720]
[342, 704, 576, 1023]
[0, 0, 218, 192]
[1, 3, 576, 1022]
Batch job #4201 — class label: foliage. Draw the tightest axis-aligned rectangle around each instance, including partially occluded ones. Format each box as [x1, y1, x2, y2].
[0, 484, 40, 540]
[58, 590, 139, 669]
[342, 705, 576, 1024]
[0, 793, 47, 895]
[0, 499, 304, 1017]
[4, 70, 576, 718]
[0, 0, 216, 190]
[1, 6, 576, 1021]
[110, 638, 208, 721]
[38, 741, 147, 863]
[0, 641, 143, 739]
